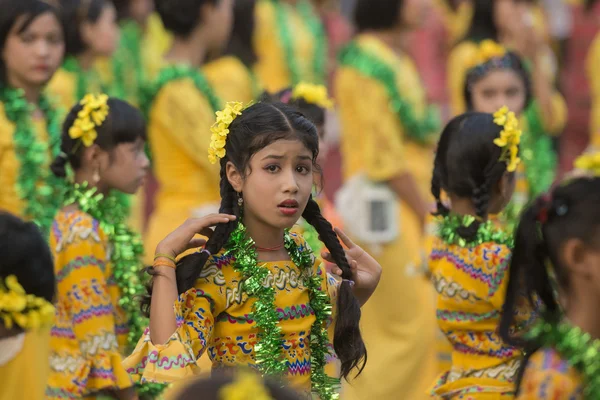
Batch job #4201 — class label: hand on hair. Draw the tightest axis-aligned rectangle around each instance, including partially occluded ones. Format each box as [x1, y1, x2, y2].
[155, 214, 237, 259]
[321, 228, 382, 306]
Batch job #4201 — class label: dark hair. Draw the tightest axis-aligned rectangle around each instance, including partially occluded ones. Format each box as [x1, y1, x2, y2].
[465, 0, 498, 42]
[0, 212, 55, 305]
[499, 176, 600, 392]
[260, 89, 326, 129]
[431, 112, 513, 241]
[59, 0, 112, 56]
[0, 0, 62, 84]
[143, 102, 366, 379]
[176, 370, 303, 400]
[464, 51, 533, 111]
[155, 0, 218, 38]
[50, 97, 147, 177]
[354, 0, 402, 32]
[223, 0, 257, 68]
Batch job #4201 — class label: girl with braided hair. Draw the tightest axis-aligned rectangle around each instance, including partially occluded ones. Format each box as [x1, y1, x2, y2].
[124, 101, 381, 399]
[429, 109, 537, 399]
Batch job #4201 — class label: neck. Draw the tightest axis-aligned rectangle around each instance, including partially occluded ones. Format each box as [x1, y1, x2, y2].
[448, 195, 478, 218]
[77, 50, 96, 71]
[565, 289, 600, 340]
[73, 169, 109, 196]
[366, 28, 412, 53]
[6, 75, 42, 104]
[166, 34, 208, 68]
[243, 214, 286, 251]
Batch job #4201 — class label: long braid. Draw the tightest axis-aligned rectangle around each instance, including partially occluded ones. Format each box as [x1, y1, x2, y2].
[431, 160, 449, 217]
[302, 197, 367, 379]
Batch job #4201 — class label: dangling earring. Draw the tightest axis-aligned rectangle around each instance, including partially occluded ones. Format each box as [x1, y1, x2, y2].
[238, 193, 244, 207]
[92, 167, 100, 184]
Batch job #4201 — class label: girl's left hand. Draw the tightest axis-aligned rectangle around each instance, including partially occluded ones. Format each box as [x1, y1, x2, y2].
[321, 228, 382, 306]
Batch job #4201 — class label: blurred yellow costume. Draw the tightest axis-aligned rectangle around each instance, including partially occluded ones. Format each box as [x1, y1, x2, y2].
[203, 56, 257, 103]
[336, 34, 437, 400]
[587, 32, 600, 148]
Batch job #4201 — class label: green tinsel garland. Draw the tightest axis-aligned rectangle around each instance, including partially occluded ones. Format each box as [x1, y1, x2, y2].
[0, 85, 64, 235]
[437, 214, 514, 248]
[62, 56, 110, 102]
[112, 20, 145, 103]
[225, 223, 339, 400]
[526, 314, 600, 399]
[270, 0, 327, 86]
[338, 41, 441, 145]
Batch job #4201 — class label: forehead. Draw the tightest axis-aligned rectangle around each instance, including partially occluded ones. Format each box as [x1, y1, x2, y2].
[474, 68, 524, 89]
[252, 139, 313, 159]
[10, 12, 61, 35]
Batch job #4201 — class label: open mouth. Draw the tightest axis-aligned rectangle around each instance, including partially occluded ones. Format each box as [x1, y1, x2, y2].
[278, 199, 299, 215]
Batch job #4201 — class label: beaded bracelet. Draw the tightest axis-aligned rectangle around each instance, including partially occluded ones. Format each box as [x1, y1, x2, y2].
[154, 253, 176, 263]
[153, 259, 176, 269]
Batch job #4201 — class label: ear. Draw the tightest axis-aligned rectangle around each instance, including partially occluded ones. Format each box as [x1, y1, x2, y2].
[199, 1, 216, 26]
[226, 161, 243, 193]
[80, 20, 94, 47]
[80, 144, 105, 170]
[561, 238, 593, 280]
[497, 172, 514, 198]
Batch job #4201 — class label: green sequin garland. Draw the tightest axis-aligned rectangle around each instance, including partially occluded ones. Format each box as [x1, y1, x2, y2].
[225, 223, 339, 400]
[526, 314, 600, 399]
[112, 20, 145, 103]
[0, 85, 64, 235]
[270, 0, 327, 86]
[338, 41, 441, 145]
[62, 56, 110, 102]
[437, 214, 514, 248]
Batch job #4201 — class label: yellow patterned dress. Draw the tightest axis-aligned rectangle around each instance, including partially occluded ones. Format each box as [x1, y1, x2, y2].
[335, 34, 438, 400]
[429, 235, 534, 399]
[0, 104, 49, 217]
[516, 348, 584, 399]
[46, 209, 133, 399]
[123, 234, 340, 397]
[253, 0, 325, 92]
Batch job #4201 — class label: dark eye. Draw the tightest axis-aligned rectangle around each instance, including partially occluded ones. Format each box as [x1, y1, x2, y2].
[296, 165, 310, 174]
[20, 34, 35, 43]
[481, 89, 495, 98]
[506, 87, 519, 97]
[265, 165, 280, 173]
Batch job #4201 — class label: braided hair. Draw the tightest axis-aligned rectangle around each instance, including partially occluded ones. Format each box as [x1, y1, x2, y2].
[431, 112, 514, 241]
[499, 177, 600, 393]
[143, 102, 366, 379]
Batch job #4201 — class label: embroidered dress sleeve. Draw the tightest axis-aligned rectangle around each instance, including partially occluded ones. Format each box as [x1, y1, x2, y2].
[516, 349, 584, 400]
[335, 67, 408, 181]
[150, 80, 219, 175]
[53, 219, 132, 393]
[123, 260, 227, 383]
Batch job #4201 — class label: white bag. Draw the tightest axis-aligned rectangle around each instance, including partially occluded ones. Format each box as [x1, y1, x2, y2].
[335, 174, 399, 245]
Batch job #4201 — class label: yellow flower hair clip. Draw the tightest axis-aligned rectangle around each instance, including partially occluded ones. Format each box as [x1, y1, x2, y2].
[466, 39, 508, 70]
[209, 101, 244, 164]
[68, 93, 110, 147]
[0, 275, 55, 331]
[219, 371, 273, 400]
[291, 82, 334, 110]
[574, 152, 600, 176]
[493, 106, 522, 172]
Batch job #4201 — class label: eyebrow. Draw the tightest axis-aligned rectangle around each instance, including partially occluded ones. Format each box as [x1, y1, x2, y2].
[261, 154, 312, 161]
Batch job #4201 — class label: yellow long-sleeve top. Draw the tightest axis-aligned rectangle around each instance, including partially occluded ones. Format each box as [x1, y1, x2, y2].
[203, 56, 257, 103]
[253, 0, 324, 92]
[143, 71, 220, 263]
[0, 329, 52, 400]
[47, 65, 106, 111]
[0, 103, 49, 216]
[435, 0, 474, 44]
[587, 32, 600, 147]
[123, 234, 340, 396]
[429, 236, 535, 398]
[516, 348, 584, 399]
[46, 209, 133, 399]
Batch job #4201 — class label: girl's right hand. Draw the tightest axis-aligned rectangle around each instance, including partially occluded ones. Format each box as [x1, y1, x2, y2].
[155, 214, 237, 259]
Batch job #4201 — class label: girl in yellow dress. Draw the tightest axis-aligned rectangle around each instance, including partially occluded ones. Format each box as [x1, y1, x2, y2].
[499, 171, 600, 399]
[461, 40, 566, 228]
[429, 109, 536, 399]
[253, 0, 327, 92]
[123, 102, 382, 399]
[0, 213, 56, 400]
[334, 0, 440, 398]
[46, 95, 150, 400]
[0, 0, 65, 234]
[47, 0, 120, 110]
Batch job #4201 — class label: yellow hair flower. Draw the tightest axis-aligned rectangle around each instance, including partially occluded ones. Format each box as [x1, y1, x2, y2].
[493, 106, 522, 172]
[467, 39, 507, 70]
[291, 82, 334, 110]
[208, 102, 244, 164]
[219, 371, 273, 400]
[0, 275, 55, 330]
[68, 93, 110, 147]
[574, 152, 600, 176]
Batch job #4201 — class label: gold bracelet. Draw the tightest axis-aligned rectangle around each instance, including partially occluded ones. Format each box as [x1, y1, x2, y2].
[154, 253, 176, 263]
[153, 259, 176, 269]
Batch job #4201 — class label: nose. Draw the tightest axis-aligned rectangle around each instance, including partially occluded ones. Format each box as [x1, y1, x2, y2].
[281, 167, 299, 194]
[140, 151, 150, 171]
[35, 39, 50, 59]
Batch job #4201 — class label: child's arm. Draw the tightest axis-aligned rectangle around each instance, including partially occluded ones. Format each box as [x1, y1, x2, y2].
[322, 228, 382, 307]
[149, 214, 236, 345]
